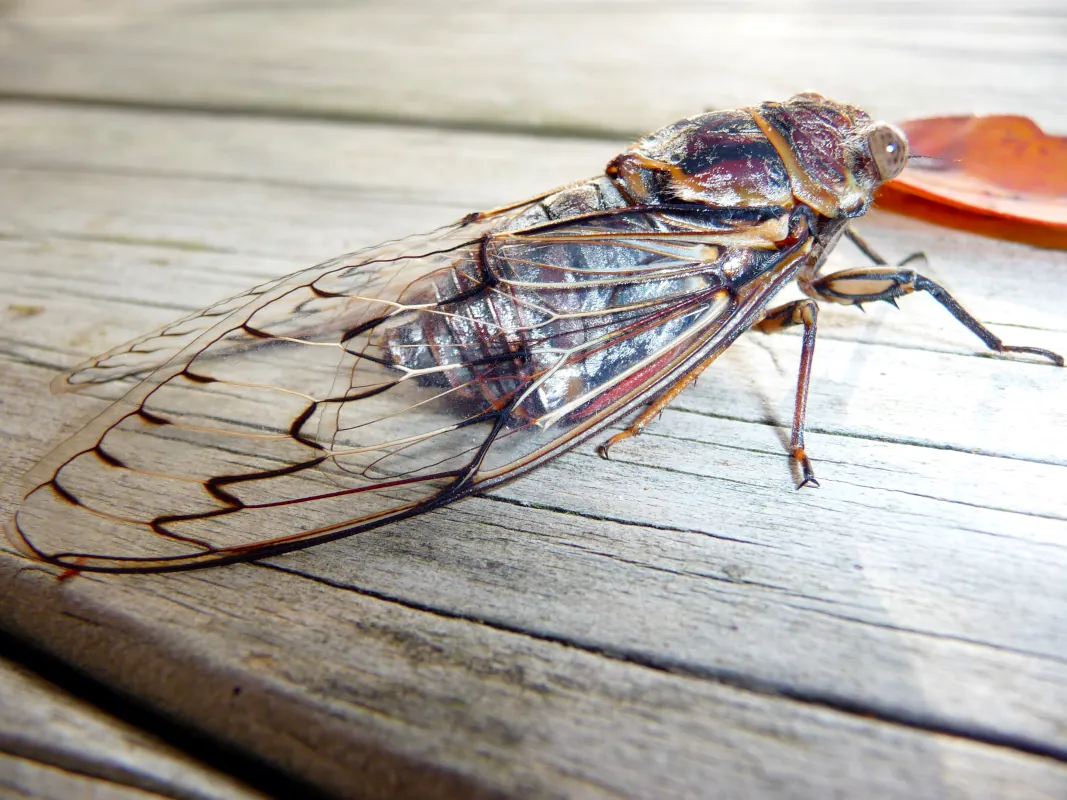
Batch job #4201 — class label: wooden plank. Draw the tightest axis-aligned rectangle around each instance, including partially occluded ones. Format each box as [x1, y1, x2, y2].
[0, 656, 266, 800]
[3, 540, 1067, 800]
[1, 102, 1066, 796]
[1, 1, 1065, 136]
[0, 753, 171, 800]
[1, 102, 1061, 336]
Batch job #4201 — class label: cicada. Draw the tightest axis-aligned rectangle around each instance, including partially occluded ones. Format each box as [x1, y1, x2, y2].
[6, 93, 1062, 573]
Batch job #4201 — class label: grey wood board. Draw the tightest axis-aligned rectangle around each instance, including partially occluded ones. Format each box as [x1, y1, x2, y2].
[3, 533, 1067, 800]
[1, 1, 1065, 136]
[0, 656, 266, 800]
[0, 753, 173, 800]
[1, 105, 1066, 795]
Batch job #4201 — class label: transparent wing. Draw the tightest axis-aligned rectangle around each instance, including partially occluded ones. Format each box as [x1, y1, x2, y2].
[51, 221, 493, 394]
[8, 206, 803, 572]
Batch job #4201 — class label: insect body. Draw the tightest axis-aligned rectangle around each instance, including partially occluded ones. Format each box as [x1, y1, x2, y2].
[7, 93, 1062, 572]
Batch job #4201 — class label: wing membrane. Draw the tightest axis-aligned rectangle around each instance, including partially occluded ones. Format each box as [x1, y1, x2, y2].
[8, 207, 804, 571]
[51, 223, 487, 394]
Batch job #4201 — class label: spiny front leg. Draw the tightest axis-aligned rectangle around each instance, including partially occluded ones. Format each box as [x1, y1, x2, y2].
[753, 299, 821, 489]
[808, 230, 1063, 366]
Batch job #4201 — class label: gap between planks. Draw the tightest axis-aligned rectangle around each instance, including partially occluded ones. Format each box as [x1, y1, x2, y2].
[0, 93, 629, 143]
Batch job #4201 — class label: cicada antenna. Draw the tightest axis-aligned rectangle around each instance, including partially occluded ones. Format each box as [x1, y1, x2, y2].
[906, 153, 953, 170]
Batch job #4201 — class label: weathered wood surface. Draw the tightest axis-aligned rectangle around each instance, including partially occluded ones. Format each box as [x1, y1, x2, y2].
[1, 1, 1065, 136]
[0, 754, 172, 800]
[1, 2, 1067, 798]
[2, 101, 1066, 799]
[0, 655, 266, 800]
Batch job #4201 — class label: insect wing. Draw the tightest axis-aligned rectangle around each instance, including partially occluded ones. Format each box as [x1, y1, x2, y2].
[8, 210, 802, 572]
[49, 223, 495, 394]
[10, 223, 494, 571]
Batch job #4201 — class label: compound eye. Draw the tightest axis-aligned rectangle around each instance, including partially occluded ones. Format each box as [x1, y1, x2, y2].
[868, 122, 909, 182]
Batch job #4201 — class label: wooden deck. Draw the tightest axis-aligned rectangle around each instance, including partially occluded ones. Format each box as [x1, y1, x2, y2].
[1, 3, 1066, 798]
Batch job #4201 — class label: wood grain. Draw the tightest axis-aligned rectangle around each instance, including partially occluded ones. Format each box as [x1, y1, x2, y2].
[3, 512, 1067, 800]
[1, 1, 1065, 137]
[1, 95, 1066, 797]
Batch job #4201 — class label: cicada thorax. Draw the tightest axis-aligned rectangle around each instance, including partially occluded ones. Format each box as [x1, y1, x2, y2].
[608, 108, 796, 211]
[608, 93, 886, 221]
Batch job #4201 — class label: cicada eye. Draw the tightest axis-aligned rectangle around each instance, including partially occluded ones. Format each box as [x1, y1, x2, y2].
[868, 122, 909, 182]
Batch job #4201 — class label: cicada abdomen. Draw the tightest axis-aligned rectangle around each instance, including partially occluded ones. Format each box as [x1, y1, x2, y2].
[8, 93, 1060, 572]
[377, 176, 732, 422]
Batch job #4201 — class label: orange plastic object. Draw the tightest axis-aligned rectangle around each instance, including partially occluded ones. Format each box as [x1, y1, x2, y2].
[875, 115, 1067, 249]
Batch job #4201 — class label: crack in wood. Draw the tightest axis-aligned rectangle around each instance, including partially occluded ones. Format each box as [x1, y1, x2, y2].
[477, 493, 775, 547]
[0, 92, 634, 142]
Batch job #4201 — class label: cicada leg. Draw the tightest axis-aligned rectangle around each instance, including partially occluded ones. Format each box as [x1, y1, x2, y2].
[752, 299, 821, 489]
[804, 227, 1064, 366]
[597, 350, 722, 461]
[599, 210, 825, 479]
[598, 297, 823, 490]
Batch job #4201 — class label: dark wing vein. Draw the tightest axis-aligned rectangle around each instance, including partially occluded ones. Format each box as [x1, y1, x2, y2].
[8, 206, 803, 572]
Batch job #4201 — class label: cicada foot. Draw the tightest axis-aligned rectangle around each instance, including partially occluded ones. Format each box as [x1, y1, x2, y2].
[793, 447, 820, 491]
[597, 430, 631, 460]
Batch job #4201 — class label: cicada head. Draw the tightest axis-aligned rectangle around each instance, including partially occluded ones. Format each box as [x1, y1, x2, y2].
[750, 92, 910, 218]
[607, 93, 909, 221]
